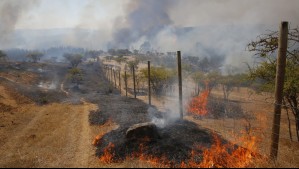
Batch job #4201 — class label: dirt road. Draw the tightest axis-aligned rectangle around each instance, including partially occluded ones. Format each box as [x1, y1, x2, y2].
[0, 84, 103, 167]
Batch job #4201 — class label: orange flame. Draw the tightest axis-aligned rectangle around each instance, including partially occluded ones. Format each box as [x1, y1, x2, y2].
[99, 142, 115, 164]
[185, 134, 257, 168]
[96, 133, 257, 167]
[188, 88, 209, 116]
[92, 133, 104, 146]
[129, 143, 170, 167]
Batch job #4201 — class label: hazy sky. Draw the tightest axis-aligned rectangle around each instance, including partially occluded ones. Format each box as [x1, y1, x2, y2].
[1, 0, 298, 72]
[15, 0, 127, 30]
[10, 0, 299, 30]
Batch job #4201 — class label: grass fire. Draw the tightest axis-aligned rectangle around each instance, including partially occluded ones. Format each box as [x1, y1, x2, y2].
[0, 0, 298, 168]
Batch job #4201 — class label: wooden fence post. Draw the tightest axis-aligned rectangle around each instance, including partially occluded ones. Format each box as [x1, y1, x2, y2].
[113, 69, 116, 88]
[110, 67, 113, 84]
[177, 51, 183, 119]
[133, 65, 136, 98]
[119, 70, 121, 94]
[148, 61, 151, 106]
[125, 70, 128, 97]
[270, 21, 288, 160]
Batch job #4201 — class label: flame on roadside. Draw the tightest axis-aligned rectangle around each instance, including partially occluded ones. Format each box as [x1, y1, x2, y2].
[187, 88, 209, 116]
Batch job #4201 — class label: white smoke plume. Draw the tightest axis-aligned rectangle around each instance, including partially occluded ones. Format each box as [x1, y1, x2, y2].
[0, 0, 40, 48]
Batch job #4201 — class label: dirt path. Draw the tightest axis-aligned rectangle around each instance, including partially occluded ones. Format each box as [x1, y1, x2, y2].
[0, 85, 102, 167]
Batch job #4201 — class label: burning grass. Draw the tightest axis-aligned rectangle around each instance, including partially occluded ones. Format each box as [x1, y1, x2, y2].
[94, 120, 260, 168]
[187, 88, 209, 116]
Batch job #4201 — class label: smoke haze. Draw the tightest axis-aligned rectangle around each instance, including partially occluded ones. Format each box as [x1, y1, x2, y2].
[1, 0, 299, 71]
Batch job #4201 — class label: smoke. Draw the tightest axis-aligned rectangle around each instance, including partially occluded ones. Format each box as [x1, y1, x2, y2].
[109, 0, 299, 73]
[0, 0, 40, 48]
[109, 0, 175, 48]
[1, 0, 299, 71]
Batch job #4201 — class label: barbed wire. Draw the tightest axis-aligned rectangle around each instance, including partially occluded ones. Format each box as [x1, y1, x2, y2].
[102, 63, 299, 147]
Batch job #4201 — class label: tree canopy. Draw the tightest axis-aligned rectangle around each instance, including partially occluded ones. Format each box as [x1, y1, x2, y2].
[247, 26, 299, 140]
[0, 50, 7, 61]
[63, 53, 83, 68]
[140, 66, 176, 95]
[26, 51, 44, 63]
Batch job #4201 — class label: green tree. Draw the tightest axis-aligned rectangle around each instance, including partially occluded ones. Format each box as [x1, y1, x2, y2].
[26, 51, 44, 63]
[140, 66, 176, 95]
[0, 50, 7, 62]
[206, 71, 221, 93]
[247, 27, 299, 141]
[63, 53, 83, 68]
[86, 50, 102, 61]
[191, 71, 205, 95]
[67, 67, 83, 88]
[127, 59, 140, 73]
[219, 75, 240, 101]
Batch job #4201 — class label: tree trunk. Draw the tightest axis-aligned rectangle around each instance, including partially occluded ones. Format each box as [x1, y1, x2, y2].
[287, 96, 299, 141]
[283, 99, 293, 141]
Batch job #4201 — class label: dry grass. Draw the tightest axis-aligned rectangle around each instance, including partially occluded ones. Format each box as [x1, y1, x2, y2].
[0, 82, 102, 167]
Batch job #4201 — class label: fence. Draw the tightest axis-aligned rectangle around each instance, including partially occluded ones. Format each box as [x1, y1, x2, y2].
[102, 60, 298, 167]
[101, 22, 298, 167]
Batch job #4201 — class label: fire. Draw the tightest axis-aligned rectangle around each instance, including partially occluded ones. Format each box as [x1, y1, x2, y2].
[97, 133, 258, 168]
[99, 142, 115, 164]
[187, 88, 209, 115]
[185, 134, 258, 168]
[92, 118, 114, 146]
[92, 133, 104, 146]
[129, 143, 170, 167]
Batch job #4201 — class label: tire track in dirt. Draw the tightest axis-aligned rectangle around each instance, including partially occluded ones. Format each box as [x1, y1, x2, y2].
[0, 98, 101, 168]
[71, 99, 98, 167]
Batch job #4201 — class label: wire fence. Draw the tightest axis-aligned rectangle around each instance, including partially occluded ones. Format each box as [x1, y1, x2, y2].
[102, 60, 298, 167]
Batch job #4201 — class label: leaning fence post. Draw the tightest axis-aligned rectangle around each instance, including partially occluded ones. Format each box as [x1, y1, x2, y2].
[270, 21, 288, 160]
[148, 61, 151, 106]
[177, 51, 183, 119]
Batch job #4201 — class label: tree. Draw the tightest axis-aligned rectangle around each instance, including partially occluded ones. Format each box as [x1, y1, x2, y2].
[191, 71, 206, 95]
[67, 67, 83, 89]
[0, 50, 7, 62]
[219, 75, 239, 101]
[191, 70, 221, 95]
[127, 59, 140, 73]
[140, 66, 176, 95]
[115, 56, 127, 64]
[206, 71, 221, 93]
[247, 26, 299, 141]
[86, 50, 103, 61]
[63, 53, 83, 68]
[26, 51, 44, 63]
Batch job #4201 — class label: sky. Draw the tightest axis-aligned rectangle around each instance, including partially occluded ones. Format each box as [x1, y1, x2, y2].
[15, 0, 127, 30]
[9, 0, 298, 30]
[1, 0, 299, 72]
